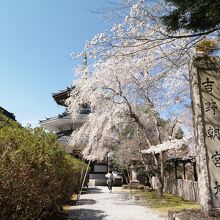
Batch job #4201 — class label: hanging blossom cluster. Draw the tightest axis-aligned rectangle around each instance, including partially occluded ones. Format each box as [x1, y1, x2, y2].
[67, 70, 130, 160]
[67, 0, 207, 160]
[141, 134, 195, 154]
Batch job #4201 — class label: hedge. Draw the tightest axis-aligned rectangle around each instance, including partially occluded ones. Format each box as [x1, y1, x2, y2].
[0, 113, 86, 219]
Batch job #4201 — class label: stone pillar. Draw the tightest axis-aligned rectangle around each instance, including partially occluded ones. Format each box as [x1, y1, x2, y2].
[190, 56, 220, 215]
[130, 165, 139, 184]
[107, 152, 112, 171]
[174, 160, 178, 180]
[183, 162, 186, 180]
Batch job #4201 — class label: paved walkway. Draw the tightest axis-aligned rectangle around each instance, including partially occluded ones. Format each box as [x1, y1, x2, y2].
[68, 187, 167, 220]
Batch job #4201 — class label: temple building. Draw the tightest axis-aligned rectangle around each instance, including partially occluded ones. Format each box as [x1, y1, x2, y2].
[39, 86, 87, 156]
[0, 106, 16, 121]
[39, 86, 108, 186]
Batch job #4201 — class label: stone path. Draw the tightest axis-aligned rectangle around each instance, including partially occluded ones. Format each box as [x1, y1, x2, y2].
[68, 187, 167, 220]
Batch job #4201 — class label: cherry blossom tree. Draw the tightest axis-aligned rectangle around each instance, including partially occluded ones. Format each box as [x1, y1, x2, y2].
[68, 0, 202, 197]
[67, 56, 183, 196]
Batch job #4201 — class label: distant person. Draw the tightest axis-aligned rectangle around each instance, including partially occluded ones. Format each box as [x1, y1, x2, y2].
[105, 170, 115, 193]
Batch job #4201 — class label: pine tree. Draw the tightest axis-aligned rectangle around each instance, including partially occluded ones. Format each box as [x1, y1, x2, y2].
[162, 0, 220, 33]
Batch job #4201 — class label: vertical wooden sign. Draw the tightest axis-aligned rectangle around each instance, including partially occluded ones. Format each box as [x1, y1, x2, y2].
[190, 56, 220, 214]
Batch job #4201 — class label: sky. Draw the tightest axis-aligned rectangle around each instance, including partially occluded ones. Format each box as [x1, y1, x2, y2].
[0, 0, 114, 127]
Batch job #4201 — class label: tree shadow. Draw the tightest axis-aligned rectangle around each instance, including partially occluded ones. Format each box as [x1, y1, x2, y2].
[65, 199, 77, 206]
[64, 198, 96, 206]
[77, 199, 96, 205]
[81, 187, 104, 195]
[69, 209, 107, 220]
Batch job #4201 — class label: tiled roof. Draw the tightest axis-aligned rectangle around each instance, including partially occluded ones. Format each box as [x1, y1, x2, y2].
[56, 129, 72, 138]
[52, 86, 75, 107]
[52, 85, 75, 96]
[39, 111, 71, 123]
[0, 106, 16, 120]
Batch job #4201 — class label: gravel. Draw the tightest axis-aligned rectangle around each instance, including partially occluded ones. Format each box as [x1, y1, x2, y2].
[68, 186, 167, 220]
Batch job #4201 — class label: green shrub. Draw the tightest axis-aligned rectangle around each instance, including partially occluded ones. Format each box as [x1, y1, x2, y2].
[137, 168, 149, 185]
[0, 114, 86, 219]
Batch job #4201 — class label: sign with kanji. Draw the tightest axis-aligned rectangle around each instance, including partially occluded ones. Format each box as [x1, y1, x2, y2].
[190, 56, 220, 213]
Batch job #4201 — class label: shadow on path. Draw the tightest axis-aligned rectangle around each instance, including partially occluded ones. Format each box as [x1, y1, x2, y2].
[69, 209, 107, 220]
[81, 187, 104, 195]
[77, 199, 96, 205]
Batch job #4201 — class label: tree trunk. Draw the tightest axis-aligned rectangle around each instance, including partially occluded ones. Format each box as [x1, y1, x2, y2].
[160, 151, 165, 182]
[154, 153, 163, 198]
[153, 115, 164, 198]
[126, 103, 165, 197]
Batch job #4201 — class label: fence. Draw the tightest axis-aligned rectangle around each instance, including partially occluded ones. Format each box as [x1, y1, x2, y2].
[152, 177, 199, 201]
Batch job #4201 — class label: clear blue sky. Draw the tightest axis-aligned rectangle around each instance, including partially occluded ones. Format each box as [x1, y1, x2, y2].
[0, 0, 113, 127]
